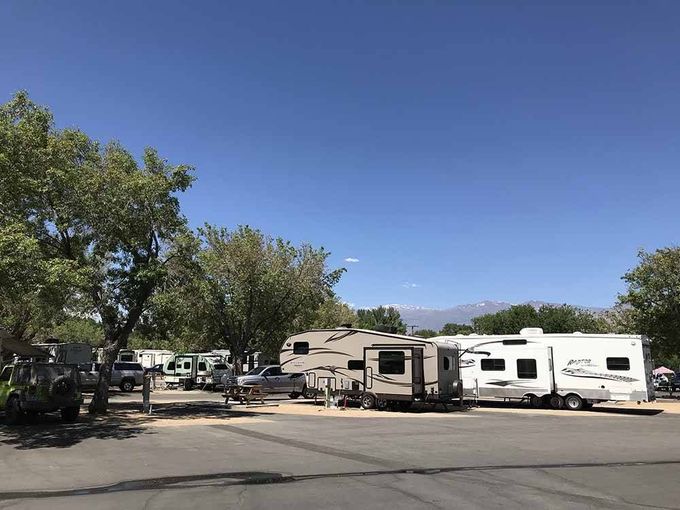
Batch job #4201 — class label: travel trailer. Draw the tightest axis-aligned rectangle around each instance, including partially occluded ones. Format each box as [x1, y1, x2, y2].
[33, 342, 93, 365]
[136, 349, 174, 369]
[210, 350, 275, 373]
[162, 353, 232, 389]
[435, 328, 655, 410]
[280, 328, 463, 409]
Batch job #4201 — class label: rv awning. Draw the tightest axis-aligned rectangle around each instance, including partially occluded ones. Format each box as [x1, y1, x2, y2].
[0, 329, 50, 357]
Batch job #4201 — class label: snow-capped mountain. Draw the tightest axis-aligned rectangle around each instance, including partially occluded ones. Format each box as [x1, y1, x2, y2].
[384, 301, 605, 331]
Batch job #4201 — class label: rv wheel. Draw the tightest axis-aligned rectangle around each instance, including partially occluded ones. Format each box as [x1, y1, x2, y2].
[288, 392, 300, 399]
[302, 386, 314, 399]
[564, 394, 584, 411]
[360, 393, 376, 410]
[549, 394, 564, 410]
[529, 395, 543, 408]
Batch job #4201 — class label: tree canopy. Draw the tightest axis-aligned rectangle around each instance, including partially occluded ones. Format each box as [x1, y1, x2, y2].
[620, 248, 680, 357]
[472, 304, 607, 335]
[356, 306, 407, 334]
[439, 323, 474, 336]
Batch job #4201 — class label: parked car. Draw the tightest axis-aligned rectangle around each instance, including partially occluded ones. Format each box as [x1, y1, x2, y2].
[79, 362, 145, 392]
[229, 365, 312, 399]
[0, 362, 83, 425]
[657, 375, 680, 392]
[145, 363, 164, 374]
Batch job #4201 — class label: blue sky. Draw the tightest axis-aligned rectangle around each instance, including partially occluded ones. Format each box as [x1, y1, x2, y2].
[2, 1, 679, 309]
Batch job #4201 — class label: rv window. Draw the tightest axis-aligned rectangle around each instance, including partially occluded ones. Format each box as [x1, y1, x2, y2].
[607, 357, 630, 371]
[293, 342, 309, 355]
[167, 362, 175, 371]
[517, 359, 537, 379]
[348, 360, 365, 370]
[198, 362, 207, 371]
[183, 362, 190, 369]
[481, 359, 505, 371]
[443, 356, 450, 371]
[503, 339, 527, 345]
[378, 351, 405, 375]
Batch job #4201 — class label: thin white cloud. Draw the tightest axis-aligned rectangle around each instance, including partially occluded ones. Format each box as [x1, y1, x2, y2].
[401, 282, 420, 288]
[344, 257, 360, 263]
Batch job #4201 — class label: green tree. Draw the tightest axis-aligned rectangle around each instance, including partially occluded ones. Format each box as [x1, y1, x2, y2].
[356, 306, 407, 334]
[306, 297, 358, 329]
[0, 92, 194, 413]
[414, 329, 437, 338]
[439, 322, 474, 336]
[536, 304, 607, 334]
[149, 225, 345, 372]
[472, 304, 539, 334]
[620, 248, 680, 358]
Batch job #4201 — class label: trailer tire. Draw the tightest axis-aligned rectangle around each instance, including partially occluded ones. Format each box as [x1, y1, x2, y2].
[288, 392, 300, 399]
[529, 394, 543, 408]
[360, 393, 376, 410]
[302, 386, 314, 399]
[564, 394, 584, 411]
[182, 379, 194, 391]
[549, 394, 564, 409]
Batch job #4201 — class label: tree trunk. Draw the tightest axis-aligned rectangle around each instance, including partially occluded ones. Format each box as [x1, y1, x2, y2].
[88, 332, 125, 414]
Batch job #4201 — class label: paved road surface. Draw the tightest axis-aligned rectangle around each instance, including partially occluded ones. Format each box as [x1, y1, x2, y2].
[1, 393, 679, 509]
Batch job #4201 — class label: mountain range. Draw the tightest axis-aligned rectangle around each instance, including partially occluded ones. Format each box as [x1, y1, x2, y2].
[384, 301, 607, 332]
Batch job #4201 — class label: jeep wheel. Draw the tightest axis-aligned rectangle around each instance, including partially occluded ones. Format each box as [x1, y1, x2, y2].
[61, 406, 80, 423]
[302, 385, 314, 399]
[119, 379, 135, 392]
[5, 397, 23, 425]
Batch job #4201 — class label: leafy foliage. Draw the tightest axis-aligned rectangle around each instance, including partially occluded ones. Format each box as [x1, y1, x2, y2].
[620, 248, 680, 357]
[439, 323, 474, 336]
[356, 306, 407, 334]
[472, 304, 607, 335]
[414, 329, 437, 338]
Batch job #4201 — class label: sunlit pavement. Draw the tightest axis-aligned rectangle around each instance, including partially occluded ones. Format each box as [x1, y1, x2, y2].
[2, 391, 680, 509]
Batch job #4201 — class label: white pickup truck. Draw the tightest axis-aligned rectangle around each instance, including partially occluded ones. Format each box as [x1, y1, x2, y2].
[231, 365, 313, 399]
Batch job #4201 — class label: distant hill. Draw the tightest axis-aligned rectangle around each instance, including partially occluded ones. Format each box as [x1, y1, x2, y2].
[384, 301, 607, 332]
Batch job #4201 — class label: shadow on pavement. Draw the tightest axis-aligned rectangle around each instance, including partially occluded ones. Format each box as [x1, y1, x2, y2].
[476, 399, 664, 416]
[0, 401, 272, 450]
[0, 413, 151, 450]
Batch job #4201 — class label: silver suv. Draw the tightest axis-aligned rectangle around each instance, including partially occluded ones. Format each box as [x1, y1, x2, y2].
[79, 362, 145, 392]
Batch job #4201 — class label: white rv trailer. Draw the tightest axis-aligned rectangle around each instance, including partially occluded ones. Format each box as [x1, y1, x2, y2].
[435, 328, 655, 410]
[162, 353, 232, 389]
[210, 350, 276, 373]
[280, 328, 463, 409]
[136, 350, 174, 369]
[33, 342, 93, 364]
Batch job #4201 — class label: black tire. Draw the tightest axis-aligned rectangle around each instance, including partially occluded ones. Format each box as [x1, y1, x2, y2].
[61, 406, 80, 423]
[549, 394, 564, 410]
[288, 392, 300, 399]
[360, 393, 376, 410]
[302, 386, 314, 399]
[564, 394, 584, 411]
[119, 379, 135, 392]
[182, 379, 194, 391]
[529, 395, 543, 408]
[5, 396, 23, 426]
[376, 399, 388, 411]
[50, 376, 75, 397]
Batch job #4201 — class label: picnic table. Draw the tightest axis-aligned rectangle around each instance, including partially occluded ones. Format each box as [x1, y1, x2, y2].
[223, 384, 269, 405]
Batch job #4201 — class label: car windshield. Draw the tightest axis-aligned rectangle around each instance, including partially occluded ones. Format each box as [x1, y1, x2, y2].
[245, 366, 268, 375]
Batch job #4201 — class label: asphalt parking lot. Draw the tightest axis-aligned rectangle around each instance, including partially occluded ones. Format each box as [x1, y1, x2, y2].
[1, 391, 680, 509]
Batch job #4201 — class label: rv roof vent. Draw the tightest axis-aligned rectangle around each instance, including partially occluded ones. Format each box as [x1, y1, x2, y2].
[519, 328, 543, 335]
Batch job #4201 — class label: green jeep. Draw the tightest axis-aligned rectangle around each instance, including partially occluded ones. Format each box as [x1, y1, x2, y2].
[0, 362, 83, 425]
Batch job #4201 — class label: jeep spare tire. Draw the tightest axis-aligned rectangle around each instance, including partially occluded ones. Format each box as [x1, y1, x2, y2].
[50, 375, 75, 397]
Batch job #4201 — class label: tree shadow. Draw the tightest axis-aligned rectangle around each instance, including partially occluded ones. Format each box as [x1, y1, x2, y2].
[0, 412, 151, 450]
[476, 399, 665, 416]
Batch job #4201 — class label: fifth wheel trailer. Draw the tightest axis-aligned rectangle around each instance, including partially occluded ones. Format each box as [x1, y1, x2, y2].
[280, 328, 463, 409]
[435, 328, 655, 410]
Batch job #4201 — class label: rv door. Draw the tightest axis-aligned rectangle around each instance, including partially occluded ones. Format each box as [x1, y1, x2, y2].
[364, 347, 414, 399]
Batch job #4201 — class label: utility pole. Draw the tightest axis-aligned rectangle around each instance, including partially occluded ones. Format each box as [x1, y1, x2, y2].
[407, 325, 419, 336]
